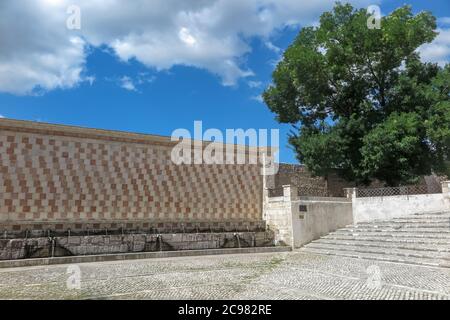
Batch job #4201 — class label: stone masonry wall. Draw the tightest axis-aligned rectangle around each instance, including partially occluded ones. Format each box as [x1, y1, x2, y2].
[0, 119, 264, 232]
[0, 231, 275, 260]
[266, 164, 328, 197]
[266, 164, 356, 197]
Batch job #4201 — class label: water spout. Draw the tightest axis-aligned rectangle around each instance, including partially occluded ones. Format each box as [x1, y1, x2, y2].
[157, 234, 163, 252]
[49, 237, 55, 258]
[234, 233, 241, 248]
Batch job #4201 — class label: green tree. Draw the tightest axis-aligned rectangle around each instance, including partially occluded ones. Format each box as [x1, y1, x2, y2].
[263, 3, 450, 186]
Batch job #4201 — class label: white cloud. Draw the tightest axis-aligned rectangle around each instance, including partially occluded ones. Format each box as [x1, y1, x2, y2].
[0, 0, 376, 95]
[178, 27, 198, 46]
[0, 114, 5, 118]
[419, 28, 450, 66]
[251, 94, 264, 103]
[264, 41, 281, 53]
[438, 17, 450, 25]
[119, 76, 137, 92]
[84, 76, 96, 86]
[0, 1, 88, 95]
[136, 73, 156, 85]
[247, 80, 263, 88]
[108, 73, 154, 92]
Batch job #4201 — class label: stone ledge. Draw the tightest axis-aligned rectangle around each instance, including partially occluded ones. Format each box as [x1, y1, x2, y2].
[0, 246, 291, 268]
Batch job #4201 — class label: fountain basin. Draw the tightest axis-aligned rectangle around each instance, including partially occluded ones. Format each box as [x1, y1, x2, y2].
[0, 231, 275, 261]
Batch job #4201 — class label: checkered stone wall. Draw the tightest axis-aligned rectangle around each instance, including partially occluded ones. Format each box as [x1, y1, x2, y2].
[0, 120, 263, 232]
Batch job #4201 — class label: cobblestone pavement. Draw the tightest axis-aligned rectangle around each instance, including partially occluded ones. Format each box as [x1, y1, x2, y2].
[0, 251, 449, 300]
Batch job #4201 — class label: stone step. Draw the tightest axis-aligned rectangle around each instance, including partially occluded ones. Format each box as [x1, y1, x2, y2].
[313, 238, 450, 253]
[304, 242, 448, 260]
[394, 215, 450, 222]
[348, 223, 450, 229]
[300, 247, 446, 268]
[346, 214, 450, 225]
[409, 212, 450, 217]
[356, 219, 450, 225]
[321, 234, 450, 245]
[330, 231, 450, 241]
[337, 227, 450, 234]
[303, 242, 450, 260]
[303, 212, 450, 268]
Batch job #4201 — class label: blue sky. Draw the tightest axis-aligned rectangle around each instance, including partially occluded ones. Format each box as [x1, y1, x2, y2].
[0, 0, 449, 163]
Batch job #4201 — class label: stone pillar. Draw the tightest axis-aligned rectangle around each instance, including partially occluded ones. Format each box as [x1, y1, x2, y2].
[283, 185, 298, 202]
[344, 187, 357, 199]
[263, 187, 269, 202]
[262, 187, 269, 220]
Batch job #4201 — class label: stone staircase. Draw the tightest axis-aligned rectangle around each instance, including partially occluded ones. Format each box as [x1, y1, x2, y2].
[300, 211, 450, 268]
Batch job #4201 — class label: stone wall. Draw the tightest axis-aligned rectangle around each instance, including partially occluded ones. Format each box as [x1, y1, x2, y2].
[290, 197, 353, 247]
[263, 197, 293, 247]
[266, 164, 328, 197]
[349, 181, 450, 223]
[0, 119, 264, 232]
[266, 164, 356, 197]
[264, 186, 353, 248]
[0, 231, 275, 260]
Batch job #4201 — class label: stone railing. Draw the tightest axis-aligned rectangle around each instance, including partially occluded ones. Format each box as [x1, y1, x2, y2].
[345, 181, 448, 199]
[346, 181, 450, 223]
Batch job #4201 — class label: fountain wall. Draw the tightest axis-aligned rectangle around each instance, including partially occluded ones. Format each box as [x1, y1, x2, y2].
[0, 119, 265, 234]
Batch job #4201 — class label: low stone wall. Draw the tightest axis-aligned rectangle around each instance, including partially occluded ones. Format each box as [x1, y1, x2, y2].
[351, 193, 450, 223]
[263, 186, 352, 248]
[0, 231, 275, 261]
[291, 197, 352, 247]
[0, 247, 292, 269]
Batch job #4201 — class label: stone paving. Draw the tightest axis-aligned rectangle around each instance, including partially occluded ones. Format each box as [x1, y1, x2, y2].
[0, 251, 449, 300]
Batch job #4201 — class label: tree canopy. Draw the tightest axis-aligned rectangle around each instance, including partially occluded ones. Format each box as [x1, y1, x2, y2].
[263, 3, 450, 186]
